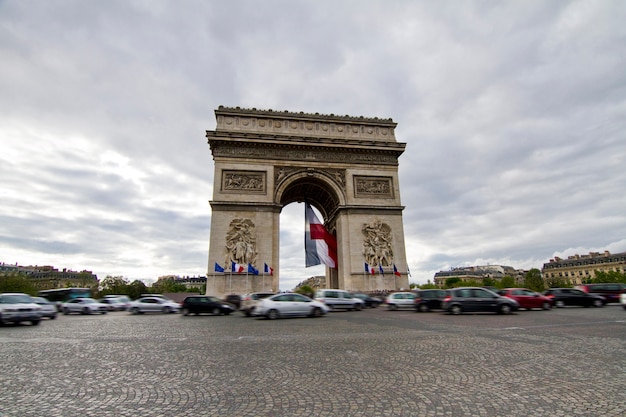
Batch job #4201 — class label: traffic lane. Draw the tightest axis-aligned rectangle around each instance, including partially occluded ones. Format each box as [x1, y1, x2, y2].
[333, 303, 626, 338]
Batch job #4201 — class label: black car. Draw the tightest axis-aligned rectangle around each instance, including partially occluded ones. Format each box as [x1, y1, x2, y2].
[352, 293, 382, 308]
[543, 288, 605, 308]
[181, 296, 235, 316]
[414, 289, 447, 312]
[442, 287, 519, 315]
[574, 283, 624, 304]
[224, 294, 242, 310]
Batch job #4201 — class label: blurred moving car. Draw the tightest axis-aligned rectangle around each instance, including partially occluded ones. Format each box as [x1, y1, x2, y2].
[62, 298, 108, 315]
[253, 293, 329, 319]
[620, 293, 626, 310]
[32, 296, 58, 319]
[442, 287, 519, 315]
[385, 292, 416, 310]
[0, 293, 42, 326]
[99, 297, 128, 311]
[414, 289, 447, 312]
[497, 288, 552, 310]
[574, 283, 625, 304]
[240, 292, 275, 316]
[128, 297, 180, 314]
[352, 293, 382, 308]
[104, 294, 132, 304]
[543, 288, 605, 308]
[314, 289, 364, 311]
[181, 296, 234, 316]
[224, 294, 242, 310]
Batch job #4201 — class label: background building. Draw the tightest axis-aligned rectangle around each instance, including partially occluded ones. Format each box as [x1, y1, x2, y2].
[0, 263, 98, 290]
[433, 265, 526, 288]
[542, 251, 626, 285]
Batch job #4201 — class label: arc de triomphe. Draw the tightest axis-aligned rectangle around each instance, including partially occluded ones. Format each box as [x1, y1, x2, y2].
[205, 106, 409, 295]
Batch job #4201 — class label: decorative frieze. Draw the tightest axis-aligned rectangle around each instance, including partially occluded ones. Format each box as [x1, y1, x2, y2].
[215, 106, 397, 142]
[213, 145, 398, 166]
[354, 176, 394, 198]
[222, 170, 266, 193]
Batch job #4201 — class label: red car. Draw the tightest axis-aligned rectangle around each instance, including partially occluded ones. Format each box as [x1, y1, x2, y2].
[498, 288, 552, 310]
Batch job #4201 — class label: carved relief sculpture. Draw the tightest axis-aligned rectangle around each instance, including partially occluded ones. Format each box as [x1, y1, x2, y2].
[354, 176, 393, 198]
[222, 171, 265, 192]
[362, 219, 394, 267]
[225, 219, 257, 266]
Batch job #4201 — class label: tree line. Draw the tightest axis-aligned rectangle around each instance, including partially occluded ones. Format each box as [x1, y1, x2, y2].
[0, 273, 203, 299]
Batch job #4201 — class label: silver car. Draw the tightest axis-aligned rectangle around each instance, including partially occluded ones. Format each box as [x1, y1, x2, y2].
[253, 293, 330, 319]
[32, 296, 57, 319]
[0, 293, 43, 326]
[385, 292, 417, 310]
[62, 298, 109, 315]
[128, 297, 180, 314]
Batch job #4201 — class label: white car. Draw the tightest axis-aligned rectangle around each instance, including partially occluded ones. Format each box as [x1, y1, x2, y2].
[385, 292, 417, 310]
[621, 293, 626, 310]
[99, 297, 128, 311]
[62, 298, 108, 315]
[314, 289, 365, 311]
[32, 296, 58, 319]
[253, 293, 330, 319]
[0, 293, 43, 326]
[128, 297, 180, 314]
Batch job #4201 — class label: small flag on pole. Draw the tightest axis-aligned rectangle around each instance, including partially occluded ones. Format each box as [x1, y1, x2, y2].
[365, 262, 375, 275]
[248, 264, 259, 275]
[231, 262, 245, 273]
[393, 264, 401, 277]
[379, 264, 384, 276]
[215, 262, 225, 273]
[264, 263, 274, 275]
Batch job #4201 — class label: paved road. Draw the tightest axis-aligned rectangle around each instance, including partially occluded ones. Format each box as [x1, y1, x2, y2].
[1, 304, 624, 416]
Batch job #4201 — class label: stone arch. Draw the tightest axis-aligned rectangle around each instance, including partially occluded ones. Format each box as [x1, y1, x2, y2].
[204, 106, 409, 296]
[274, 169, 346, 223]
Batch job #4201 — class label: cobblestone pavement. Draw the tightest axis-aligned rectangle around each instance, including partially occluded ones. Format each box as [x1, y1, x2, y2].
[0, 305, 624, 416]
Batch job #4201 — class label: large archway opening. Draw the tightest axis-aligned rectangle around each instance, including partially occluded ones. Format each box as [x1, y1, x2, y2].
[277, 176, 341, 291]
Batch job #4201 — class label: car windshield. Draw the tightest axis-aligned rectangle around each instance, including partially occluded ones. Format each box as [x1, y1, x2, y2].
[1, 294, 33, 303]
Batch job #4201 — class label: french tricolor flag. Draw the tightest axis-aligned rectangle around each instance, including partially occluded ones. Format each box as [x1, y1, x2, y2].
[364, 262, 375, 275]
[231, 261, 245, 273]
[305, 203, 337, 268]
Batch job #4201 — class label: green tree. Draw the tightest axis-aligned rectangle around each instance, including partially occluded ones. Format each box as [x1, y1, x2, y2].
[444, 277, 461, 288]
[127, 280, 148, 300]
[150, 279, 188, 294]
[0, 272, 37, 295]
[499, 276, 515, 289]
[99, 275, 130, 295]
[482, 277, 496, 287]
[524, 268, 544, 292]
[589, 270, 626, 284]
[295, 285, 314, 298]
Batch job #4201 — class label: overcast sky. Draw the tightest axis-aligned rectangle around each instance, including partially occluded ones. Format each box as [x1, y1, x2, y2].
[2, 0, 625, 291]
